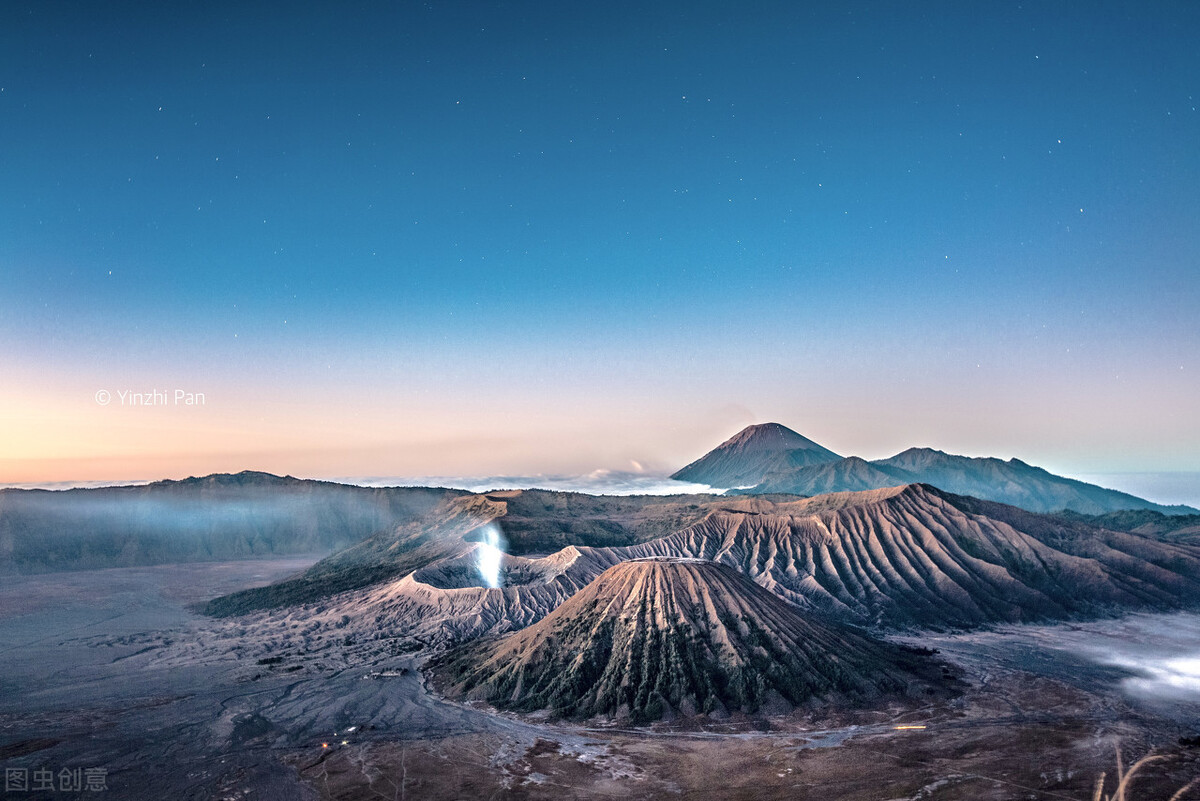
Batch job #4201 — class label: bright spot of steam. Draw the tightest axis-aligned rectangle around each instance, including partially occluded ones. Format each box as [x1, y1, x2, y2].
[1055, 613, 1200, 705]
[1115, 654, 1200, 697]
[476, 522, 507, 589]
[1158, 657, 1200, 691]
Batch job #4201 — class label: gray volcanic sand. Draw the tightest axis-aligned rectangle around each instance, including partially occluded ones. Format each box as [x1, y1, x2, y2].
[289, 627, 1200, 801]
[0, 559, 591, 799]
[0, 559, 323, 799]
[2, 561, 1200, 800]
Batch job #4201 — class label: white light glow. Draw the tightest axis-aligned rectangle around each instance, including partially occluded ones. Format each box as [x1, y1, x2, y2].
[1121, 655, 1200, 696]
[1062, 614, 1200, 704]
[475, 522, 507, 589]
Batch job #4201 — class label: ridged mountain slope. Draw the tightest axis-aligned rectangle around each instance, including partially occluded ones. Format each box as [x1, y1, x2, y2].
[432, 559, 943, 722]
[225, 486, 1200, 641]
[626, 485, 1200, 629]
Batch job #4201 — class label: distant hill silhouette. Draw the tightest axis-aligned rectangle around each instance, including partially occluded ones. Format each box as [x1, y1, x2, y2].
[0, 472, 461, 574]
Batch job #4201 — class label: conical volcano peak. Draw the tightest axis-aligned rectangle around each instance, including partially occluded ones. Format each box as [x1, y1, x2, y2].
[671, 423, 842, 488]
[724, 422, 820, 450]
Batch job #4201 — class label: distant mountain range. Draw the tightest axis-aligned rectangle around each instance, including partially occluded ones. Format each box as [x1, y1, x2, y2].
[672, 423, 1197, 516]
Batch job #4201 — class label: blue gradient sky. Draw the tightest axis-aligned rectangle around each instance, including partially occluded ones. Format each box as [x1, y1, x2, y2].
[1, 1, 1198, 493]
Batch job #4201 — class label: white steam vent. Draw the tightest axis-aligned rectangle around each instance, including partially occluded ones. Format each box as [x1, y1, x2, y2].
[475, 522, 508, 589]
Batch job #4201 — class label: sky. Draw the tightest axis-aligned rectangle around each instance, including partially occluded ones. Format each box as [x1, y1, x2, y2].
[1, 1, 1198, 500]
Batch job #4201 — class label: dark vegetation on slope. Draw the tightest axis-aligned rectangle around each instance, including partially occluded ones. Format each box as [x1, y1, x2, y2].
[480, 489, 718, 552]
[1052, 508, 1200, 544]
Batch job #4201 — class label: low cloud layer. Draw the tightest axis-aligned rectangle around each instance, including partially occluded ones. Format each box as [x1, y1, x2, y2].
[1051, 612, 1200, 707]
[339, 470, 723, 497]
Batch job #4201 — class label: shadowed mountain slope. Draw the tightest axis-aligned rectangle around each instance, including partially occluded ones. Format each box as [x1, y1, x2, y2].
[431, 559, 947, 722]
[474, 489, 718, 552]
[670, 423, 841, 487]
[1052, 509, 1200, 545]
[755, 456, 911, 495]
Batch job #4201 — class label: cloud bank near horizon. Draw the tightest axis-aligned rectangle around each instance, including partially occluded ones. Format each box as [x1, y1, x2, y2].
[5, 467, 1197, 511]
[335, 469, 724, 497]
